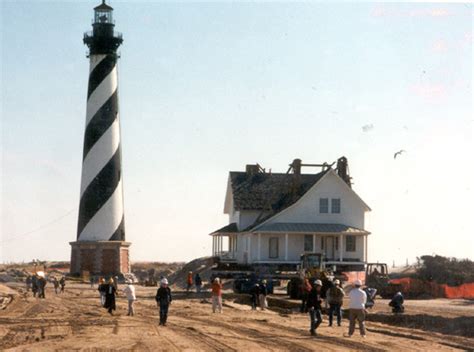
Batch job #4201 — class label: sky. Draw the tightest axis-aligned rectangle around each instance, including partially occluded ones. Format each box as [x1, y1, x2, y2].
[1, 1, 473, 264]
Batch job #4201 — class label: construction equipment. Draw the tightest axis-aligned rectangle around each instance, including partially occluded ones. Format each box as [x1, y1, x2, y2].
[365, 263, 402, 298]
[287, 253, 333, 299]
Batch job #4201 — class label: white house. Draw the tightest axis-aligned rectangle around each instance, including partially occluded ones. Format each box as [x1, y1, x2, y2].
[210, 157, 371, 271]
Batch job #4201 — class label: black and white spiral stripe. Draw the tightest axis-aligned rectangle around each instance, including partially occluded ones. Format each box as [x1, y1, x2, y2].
[77, 54, 125, 242]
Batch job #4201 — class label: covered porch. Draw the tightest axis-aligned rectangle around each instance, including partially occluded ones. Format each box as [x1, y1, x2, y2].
[252, 222, 369, 266]
[209, 223, 239, 262]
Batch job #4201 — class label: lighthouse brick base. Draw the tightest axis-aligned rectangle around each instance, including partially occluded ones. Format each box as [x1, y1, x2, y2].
[70, 241, 131, 276]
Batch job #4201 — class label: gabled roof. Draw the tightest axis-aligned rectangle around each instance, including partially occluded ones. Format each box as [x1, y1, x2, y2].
[229, 170, 328, 212]
[255, 222, 369, 234]
[250, 169, 371, 232]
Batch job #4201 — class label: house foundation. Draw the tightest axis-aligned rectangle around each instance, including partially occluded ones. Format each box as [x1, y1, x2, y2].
[69, 241, 131, 276]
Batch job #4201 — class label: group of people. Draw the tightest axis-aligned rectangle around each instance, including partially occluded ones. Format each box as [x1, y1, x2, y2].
[25, 273, 65, 298]
[186, 271, 203, 293]
[304, 278, 368, 337]
[250, 280, 269, 310]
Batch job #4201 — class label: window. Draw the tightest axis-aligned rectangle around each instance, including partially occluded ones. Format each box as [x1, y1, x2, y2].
[321, 237, 324, 250]
[269, 237, 279, 258]
[304, 235, 313, 252]
[319, 198, 329, 213]
[346, 235, 356, 252]
[335, 237, 339, 250]
[331, 198, 341, 213]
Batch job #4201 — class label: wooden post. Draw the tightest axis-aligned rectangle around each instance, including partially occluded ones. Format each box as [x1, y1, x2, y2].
[339, 234, 343, 262]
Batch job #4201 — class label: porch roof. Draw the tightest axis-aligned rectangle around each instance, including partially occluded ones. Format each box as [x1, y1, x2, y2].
[209, 222, 239, 236]
[254, 222, 369, 235]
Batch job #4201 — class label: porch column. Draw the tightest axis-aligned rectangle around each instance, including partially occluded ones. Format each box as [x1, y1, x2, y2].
[365, 235, 368, 262]
[257, 233, 261, 261]
[247, 235, 251, 261]
[312, 234, 316, 253]
[219, 236, 222, 254]
[285, 233, 288, 261]
[339, 234, 343, 262]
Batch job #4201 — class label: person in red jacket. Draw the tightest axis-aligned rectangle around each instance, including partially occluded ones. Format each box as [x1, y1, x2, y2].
[186, 271, 193, 293]
[211, 277, 223, 313]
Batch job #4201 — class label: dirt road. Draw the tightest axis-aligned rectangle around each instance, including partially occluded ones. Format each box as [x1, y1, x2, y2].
[1, 283, 473, 351]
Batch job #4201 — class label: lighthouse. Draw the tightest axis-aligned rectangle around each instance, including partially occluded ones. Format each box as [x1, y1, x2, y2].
[70, 0, 130, 276]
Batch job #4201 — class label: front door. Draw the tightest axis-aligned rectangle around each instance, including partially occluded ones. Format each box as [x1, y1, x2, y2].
[326, 237, 335, 260]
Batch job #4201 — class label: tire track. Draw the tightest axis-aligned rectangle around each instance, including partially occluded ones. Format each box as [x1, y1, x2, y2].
[172, 314, 314, 352]
[149, 323, 182, 352]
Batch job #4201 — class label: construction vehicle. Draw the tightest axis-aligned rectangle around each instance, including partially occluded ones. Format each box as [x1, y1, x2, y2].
[365, 263, 402, 298]
[286, 253, 334, 299]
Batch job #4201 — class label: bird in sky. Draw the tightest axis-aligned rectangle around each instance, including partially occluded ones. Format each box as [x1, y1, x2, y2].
[394, 150, 406, 159]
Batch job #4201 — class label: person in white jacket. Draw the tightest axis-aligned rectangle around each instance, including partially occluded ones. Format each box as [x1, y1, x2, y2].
[346, 279, 367, 338]
[123, 281, 137, 316]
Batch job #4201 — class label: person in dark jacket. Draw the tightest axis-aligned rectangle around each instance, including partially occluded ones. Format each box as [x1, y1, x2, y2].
[306, 279, 323, 336]
[389, 291, 405, 313]
[250, 283, 260, 310]
[327, 279, 345, 327]
[156, 278, 172, 326]
[104, 278, 117, 315]
[59, 277, 66, 293]
[37, 276, 47, 299]
[31, 275, 39, 297]
[195, 273, 202, 293]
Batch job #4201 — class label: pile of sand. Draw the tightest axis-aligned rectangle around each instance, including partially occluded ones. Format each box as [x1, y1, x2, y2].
[168, 257, 216, 288]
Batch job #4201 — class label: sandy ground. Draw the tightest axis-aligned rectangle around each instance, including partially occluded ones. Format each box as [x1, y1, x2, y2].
[1, 283, 473, 351]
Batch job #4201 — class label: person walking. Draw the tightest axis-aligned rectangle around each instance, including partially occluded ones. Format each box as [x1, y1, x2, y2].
[53, 277, 60, 294]
[250, 283, 260, 310]
[300, 278, 312, 313]
[90, 276, 95, 288]
[32, 275, 38, 297]
[59, 277, 66, 293]
[306, 279, 323, 336]
[211, 277, 223, 313]
[186, 272, 193, 293]
[155, 278, 172, 326]
[104, 278, 117, 315]
[123, 280, 136, 316]
[195, 273, 202, 293]
[98, 278, 107, 306]
[259, 279, 268, 310]
[37, 275, 47, 299]
[327, 279, 345, 327]
[345, 279, 367, 338]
